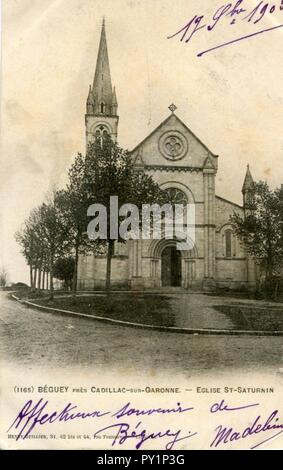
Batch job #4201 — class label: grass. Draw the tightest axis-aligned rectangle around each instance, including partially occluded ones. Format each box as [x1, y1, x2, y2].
[34, 293, 175, 327]
[11, 289, 66, 300]
[205, 288, 253, 299]
[214, 304, 283, 331]
[14, 290, 283, 332]
[206, 286, 283, 303]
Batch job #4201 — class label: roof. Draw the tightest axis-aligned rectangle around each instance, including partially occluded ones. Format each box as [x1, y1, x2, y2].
[216, 195, 243, 210]
[92, 19, 113, 112]
[130, 112, 217, 157]
[242, 164, 254, 192]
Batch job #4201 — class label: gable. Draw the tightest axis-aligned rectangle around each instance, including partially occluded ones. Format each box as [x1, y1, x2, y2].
[215, 195, 244, 231]
[130, 113, 217, 170]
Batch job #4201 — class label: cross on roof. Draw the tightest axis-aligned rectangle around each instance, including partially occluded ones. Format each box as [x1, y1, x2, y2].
[169, 103, 177, 113]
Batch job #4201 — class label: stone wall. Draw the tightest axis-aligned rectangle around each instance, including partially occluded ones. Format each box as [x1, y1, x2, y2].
[215, 196, 248, 288]
[77, 253, 129, 289]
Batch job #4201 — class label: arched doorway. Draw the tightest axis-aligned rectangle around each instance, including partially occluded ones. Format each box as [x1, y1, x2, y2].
[161, 245, 181, 287]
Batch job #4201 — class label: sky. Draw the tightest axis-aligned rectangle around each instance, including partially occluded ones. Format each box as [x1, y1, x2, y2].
[1, 0, 283, 284]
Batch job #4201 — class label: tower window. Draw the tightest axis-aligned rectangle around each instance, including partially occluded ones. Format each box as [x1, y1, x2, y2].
[225, 229, 232, 258]
[95, 125, 109, 135]
[94, 125, 110, 146]
[100, 102, 105, 113]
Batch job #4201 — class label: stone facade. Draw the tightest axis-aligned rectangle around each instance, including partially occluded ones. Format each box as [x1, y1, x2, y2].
[77, 21, 257, 291]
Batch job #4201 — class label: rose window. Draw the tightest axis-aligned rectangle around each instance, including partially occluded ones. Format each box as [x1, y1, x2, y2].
[165, 136, 183, 158]
[159, 131, 188, 160]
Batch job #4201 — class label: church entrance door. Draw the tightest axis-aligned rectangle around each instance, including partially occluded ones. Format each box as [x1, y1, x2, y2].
[161, 246, 181, 287]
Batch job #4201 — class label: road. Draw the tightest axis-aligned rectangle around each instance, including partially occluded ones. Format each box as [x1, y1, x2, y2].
[1, 292, 283, 378]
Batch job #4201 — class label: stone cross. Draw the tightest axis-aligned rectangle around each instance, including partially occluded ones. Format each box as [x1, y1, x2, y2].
[168, 103, 177, 113]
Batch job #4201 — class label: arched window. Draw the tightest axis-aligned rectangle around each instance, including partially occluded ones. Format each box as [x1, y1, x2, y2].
[94, 125, 110, 147]
[100, 102, 105, 114]
[162, 187, 188, 222]
[164, 188, 188, 206]
[225, 229, 232, 258]
[95, 125, 109, 137]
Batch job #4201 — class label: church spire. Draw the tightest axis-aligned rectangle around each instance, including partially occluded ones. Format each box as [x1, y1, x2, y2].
[85, 19, 119, 144]
[242, 164, 254, 193]
[242, 164, 255, 211]
[86, 85, 94, 114]
[111, 86, 118, 114]
[91, 18, 117, 116]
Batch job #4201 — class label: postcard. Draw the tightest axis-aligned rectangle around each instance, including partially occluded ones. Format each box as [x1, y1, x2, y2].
[0, 0, 283, 451]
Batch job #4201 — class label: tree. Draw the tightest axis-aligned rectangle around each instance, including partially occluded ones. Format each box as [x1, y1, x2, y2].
[230, 181, 283, 298]
[15, 196, 67, 295]
[53, 257, 75, 289]
[15, 180, 92, 297]
[0, 267, 8, 287]
[15, 208, 45, 289]
[58, 153, 101, 298]
[85, 135, 167, 292]
[36, 191, 71, 299]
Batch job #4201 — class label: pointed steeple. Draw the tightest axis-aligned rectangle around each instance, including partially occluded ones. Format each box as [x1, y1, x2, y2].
[242, 164, 255, 212]
[92, 18, 116, 116]
[242, 164, 254, 193]
[85, 19, 119, 144]
[111, 86, 118, 115]
[86, 85, 94, 114]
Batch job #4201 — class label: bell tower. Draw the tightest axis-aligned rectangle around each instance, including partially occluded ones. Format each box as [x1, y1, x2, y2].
[85, 19, 119, 145]
[242, 164, 254, 215]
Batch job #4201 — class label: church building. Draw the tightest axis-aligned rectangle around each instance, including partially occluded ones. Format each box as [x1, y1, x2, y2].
[77, 20, 257, 291]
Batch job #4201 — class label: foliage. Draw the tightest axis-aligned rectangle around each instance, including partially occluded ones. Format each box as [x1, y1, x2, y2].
[53, 257, 75, 289]
[15, 208, 46, 288]
[230, 181, 283, 298]
[15, 191, 72, 297]
[0, 267, 8, 287]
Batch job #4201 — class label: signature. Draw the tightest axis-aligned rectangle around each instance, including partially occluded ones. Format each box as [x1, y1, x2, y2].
[93, 421, 197, 450]
[167, 0, 283, 56]
[7, 397, 283, 449]
[210, 409, 283, 449]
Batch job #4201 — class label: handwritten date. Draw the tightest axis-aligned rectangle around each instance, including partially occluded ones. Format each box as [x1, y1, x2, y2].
[167, 0, 283, 56]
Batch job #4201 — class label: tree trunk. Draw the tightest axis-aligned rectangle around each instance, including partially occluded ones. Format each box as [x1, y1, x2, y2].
[46, 272, 49, 291]
[29, 265, 33, 289]
[42, 270, 46, 290]
[31, 268, 34, 290]
[30, 236, 35, 290]
[106, 240, 114, 294]
[38, 253, 43, 290]
[72, 241, 79, 300]
[33, 267, 37, 290]
[49, 256, 54, 300]
[37, 266, 42, 290]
